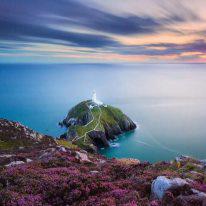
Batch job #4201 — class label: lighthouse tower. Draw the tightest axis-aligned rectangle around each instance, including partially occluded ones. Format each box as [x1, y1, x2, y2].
[92, 90, 103, 105]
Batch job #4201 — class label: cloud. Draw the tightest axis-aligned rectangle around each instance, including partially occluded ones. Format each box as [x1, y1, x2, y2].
[0, 19, 119, 48]
[72, 15, 160, 35]
[149, 39, 206, 54]
[184, 39, 206, 52]
[0, 0, 191, 39]
[40, 0, 197, 36]
[106, 39, 206, 60]
[0, 0, 206, 62]
[80, 0, 201, 20]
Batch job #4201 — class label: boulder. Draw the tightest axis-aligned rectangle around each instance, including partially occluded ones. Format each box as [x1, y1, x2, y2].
[75, 151, 91, 163]
[26, 158, 33, 163]
[0, 154, 13, 158]
[6, 161, 25, 167]
[192, 189, 206, 198]
[118, 158, 140, 165]
[200, 159, 206, 167]
[151, 176, 188, 199]
[58, 146, 67, 153]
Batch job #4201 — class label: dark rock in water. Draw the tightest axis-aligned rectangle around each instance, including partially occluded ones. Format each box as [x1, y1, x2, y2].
[58, 121, 64, 127]
[61, 117, 77, 127]
[104, 123, 122, 139]
[88, 131, 109, 148]
[60, 100, 136, 151]
[59, 133, 67, 139]
[118, 117, 137, 131]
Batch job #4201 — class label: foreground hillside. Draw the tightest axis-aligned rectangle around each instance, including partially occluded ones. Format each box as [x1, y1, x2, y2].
[60, 100, 136, 152]
[0, 118, 206, 206]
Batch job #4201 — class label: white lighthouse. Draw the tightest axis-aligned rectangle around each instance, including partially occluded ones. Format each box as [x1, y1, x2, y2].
[92, 90, 103, 105]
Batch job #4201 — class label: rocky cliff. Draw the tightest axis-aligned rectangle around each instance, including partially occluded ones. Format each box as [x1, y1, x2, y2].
[0, 118, 206, 206]
[60, 100, 136, 152]
[0, 118, 56, 153]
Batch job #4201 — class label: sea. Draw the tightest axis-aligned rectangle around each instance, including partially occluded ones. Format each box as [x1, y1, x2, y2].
[1, 63, 206, 162]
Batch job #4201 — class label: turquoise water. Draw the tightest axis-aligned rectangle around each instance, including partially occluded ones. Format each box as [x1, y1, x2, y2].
[1, 63, 206, 162]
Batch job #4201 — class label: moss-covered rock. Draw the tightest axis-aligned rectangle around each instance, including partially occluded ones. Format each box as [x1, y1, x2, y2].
[60, 100, 136, 151]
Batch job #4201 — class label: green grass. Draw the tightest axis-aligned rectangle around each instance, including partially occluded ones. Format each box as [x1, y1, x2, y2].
[56, 139, 78, 149]
[0, 139, 30, 150]
[0, 140, 14, 150]
[68, 100, 90, 119]
[74, 106, 101, 136]
[107, 105, 126, 119]
[75, 136, 93, 148]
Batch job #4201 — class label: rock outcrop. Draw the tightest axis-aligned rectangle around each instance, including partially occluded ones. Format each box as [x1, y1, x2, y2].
[60, 100, 136, 151]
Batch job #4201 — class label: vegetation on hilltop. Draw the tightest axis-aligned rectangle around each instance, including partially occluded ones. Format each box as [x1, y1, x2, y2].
[61, 100, 136, 151]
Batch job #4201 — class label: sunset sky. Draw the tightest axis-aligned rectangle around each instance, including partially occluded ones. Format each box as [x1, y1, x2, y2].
[1, 0, 206, 63]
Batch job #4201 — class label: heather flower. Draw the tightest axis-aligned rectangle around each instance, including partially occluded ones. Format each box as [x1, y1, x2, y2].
[17, 195, 43, 206]
[111, 189, 129, 198]
[1, 141, 204, 206]
[199, 184, 206, 192]
[150, 200, 160, 206]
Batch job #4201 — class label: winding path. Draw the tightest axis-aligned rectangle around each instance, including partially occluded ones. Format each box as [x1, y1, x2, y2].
[72, 102, 102, 143]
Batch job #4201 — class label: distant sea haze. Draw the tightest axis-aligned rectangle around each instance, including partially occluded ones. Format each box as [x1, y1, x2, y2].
[1, 63, 206, 162]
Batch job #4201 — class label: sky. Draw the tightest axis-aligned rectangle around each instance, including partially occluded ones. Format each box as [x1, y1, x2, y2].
[1, 0, 206, 63]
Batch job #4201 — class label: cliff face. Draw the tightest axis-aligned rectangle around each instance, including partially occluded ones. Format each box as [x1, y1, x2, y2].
[60, 100, 136, 152]
[0, 118, 206, 206]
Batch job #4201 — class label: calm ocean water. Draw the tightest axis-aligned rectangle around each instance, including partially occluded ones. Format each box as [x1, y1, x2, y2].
[1, 63, 206, 162]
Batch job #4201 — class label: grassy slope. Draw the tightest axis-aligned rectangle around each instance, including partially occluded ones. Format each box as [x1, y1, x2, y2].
[0, 135, 37, 150]
[0, 140, 16, 150]
[68, 100, 90, 119]
[56, 139, 78, 149]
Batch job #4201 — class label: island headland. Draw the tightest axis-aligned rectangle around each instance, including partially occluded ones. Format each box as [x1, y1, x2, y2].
[59, 96, 136, 152]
